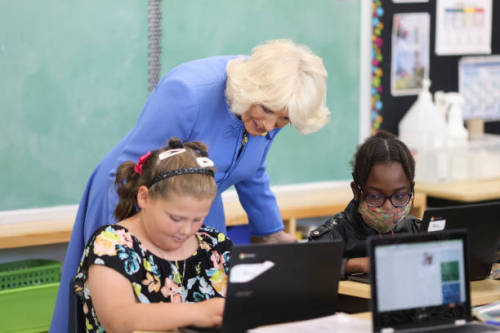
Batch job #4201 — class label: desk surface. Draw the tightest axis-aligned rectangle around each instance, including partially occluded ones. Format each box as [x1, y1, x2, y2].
[415, 178, 500, 202]
[338, 278, 500, 307]
[134, 313, 371, 333]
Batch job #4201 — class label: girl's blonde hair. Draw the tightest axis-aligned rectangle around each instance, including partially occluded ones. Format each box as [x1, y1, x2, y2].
[226, 39, 330, 134]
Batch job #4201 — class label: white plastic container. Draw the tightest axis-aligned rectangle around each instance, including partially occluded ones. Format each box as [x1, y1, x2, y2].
[445, 93, 469, 181]
[415, 134, 500, 183]
[398, 79, 448, 182]
[446, 93, 468, 146]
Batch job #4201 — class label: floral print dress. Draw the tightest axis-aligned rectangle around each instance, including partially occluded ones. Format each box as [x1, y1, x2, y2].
[73, 224, 232, 332]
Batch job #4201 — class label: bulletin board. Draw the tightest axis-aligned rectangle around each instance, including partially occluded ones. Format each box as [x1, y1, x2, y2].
[370, 0, 500, 135]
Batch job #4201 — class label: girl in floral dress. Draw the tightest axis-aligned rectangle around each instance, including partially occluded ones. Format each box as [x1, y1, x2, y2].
[74, 138, 232, 332]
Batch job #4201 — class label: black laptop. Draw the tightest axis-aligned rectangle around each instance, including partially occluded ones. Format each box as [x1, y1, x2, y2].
[421, 201, 500, 280]
[181, 240, 343, 333]
[369, 230, 500, 332]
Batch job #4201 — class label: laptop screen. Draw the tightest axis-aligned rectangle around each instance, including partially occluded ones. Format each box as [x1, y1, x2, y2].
[369, 231, 472, 332]
[422, 201, 500, 281]
[375, 239, 466, 312]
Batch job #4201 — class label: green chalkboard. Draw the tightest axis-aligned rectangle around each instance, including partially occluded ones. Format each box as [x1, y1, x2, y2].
[0, 0, 360, 211]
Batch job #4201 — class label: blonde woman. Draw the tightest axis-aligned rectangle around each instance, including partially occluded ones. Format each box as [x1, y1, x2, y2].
[51, 39, 330, 332]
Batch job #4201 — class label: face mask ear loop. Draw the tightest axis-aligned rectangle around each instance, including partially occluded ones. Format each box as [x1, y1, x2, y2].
[409, 180, 416, 211]
[353, 182, 363, 209]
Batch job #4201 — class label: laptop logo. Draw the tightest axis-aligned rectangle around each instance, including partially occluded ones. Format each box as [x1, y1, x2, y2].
[239, 252, 256, 260]
[235, 290, 254, 297]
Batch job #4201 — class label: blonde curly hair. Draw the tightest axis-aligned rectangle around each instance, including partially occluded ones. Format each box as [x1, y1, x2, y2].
[225, 39, 330, 134]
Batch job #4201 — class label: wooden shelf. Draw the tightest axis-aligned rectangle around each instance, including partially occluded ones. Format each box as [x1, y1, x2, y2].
[0, 219, 74, 249]
[338, 276, 500, 307]
[0, 186, 426, 250]
[415, 178, 500, 202]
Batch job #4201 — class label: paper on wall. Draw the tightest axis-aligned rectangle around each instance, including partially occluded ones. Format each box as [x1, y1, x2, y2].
[391, 12, 430, 96]
[459, 55, 500, 121]
[435, 0, 492, 55]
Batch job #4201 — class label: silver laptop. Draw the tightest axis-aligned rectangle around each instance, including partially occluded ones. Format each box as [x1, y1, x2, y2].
[368, 230, 500, 332]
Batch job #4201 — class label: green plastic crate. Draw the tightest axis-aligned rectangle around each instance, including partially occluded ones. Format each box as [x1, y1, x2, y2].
[0, 260, 61, 333]
[0, 283, 59, 333]
[0, 259, 61, 291]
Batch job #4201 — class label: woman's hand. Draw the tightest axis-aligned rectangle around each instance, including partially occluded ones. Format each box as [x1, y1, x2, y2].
[345, 257, 370, 274]
[192, 297, 225, 328]
[251, 230, 298, 244]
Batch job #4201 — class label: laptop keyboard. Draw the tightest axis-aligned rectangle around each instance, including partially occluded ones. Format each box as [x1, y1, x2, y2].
[419, 323, 500, 332]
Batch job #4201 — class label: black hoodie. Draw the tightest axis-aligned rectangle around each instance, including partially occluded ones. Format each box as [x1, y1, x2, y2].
[308, 199, 422, 258]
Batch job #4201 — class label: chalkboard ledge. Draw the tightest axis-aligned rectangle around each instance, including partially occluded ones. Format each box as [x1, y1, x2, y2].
[0, 181, 428, 250]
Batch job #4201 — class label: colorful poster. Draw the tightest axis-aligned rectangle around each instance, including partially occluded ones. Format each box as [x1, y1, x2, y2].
[391, 13, 430, 96]
[435, 0, 492, 55]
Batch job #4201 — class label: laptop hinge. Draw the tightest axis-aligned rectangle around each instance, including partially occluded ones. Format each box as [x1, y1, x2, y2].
[454, 319, 467, 326]
[381, 328, 395, 333]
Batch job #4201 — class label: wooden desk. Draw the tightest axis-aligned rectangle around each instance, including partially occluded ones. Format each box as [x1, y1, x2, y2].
[338, 280, 371, 300]
[338, 278, 500, 307]
[134, 313, 373, 333]
[350, 312, 371, 320]
[0, 185, 427, 249]
[415, 178, 500, 202]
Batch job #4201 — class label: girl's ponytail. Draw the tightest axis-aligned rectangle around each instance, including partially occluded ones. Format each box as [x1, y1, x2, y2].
[114, 161, 142, 221]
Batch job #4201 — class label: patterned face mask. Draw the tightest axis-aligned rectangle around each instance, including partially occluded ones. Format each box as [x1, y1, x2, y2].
[358, 200, 411, 234]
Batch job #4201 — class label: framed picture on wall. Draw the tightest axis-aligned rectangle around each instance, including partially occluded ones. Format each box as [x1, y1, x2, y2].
[391, 12, 430, 96]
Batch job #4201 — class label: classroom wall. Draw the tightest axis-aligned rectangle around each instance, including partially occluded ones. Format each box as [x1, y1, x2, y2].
[373, 0, 500, 135]
[1, 1, 362, 212]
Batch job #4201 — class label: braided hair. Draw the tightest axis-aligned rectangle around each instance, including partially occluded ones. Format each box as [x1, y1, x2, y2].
[351, 130, 415, 191]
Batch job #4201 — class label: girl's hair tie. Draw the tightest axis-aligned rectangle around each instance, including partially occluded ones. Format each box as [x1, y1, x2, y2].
[134, 151, 151, 175]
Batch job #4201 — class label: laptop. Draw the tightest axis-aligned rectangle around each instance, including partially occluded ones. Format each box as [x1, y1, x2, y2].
[369, 230, 500, 332]
[421, 201, 500, 280]
[181, 240, 343, 333]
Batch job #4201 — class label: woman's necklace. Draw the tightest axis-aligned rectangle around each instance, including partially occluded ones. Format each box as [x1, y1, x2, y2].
[237, 130, 248, 159]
